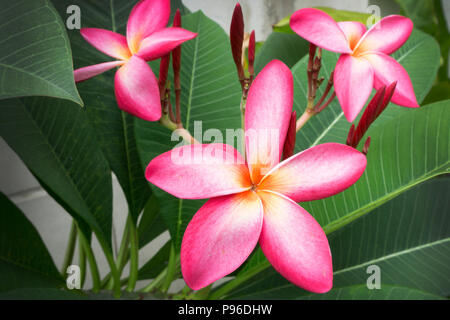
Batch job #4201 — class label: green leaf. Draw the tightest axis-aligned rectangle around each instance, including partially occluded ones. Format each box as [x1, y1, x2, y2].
[0, 0, 82, 105]
[138, 195, 166, 248]
[138, 241, 172, 280]
[254, 32, 309, 74]
[135, 11, 242, 251]
[0, 97, 113, 250]
[394, 0, 438, 35]
[0, 193, 63, 292]
[273, 7, 373, 34]
[217, 177, 450, 299]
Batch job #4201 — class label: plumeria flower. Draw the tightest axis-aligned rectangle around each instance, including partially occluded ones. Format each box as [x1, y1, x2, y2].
[74, 0, 197, 121]
[290, 8, 419, 122]
[145, 60, 367, 293]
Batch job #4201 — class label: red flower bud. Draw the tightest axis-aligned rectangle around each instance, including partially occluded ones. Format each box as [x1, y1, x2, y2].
[230, 3, 245, 82]
[248, 30, 255, 77]
[283, 111, 297, 160]
[158, 55, 170, 98]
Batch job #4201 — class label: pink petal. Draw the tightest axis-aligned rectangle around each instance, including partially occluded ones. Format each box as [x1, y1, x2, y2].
[334, 54, 374, 122]
[146, 143, 252, 199]
[258, 191, 333, 293]
[354, 15, 413, 55]
[80, 28, 131, 60]
[181, 192, 263, 290]
[114, 55, 161, 121]
[362, 52, 419, 108]
[127, 0, 171, 54]
[258, 143, 366, 202]
[74, 61, 123, 82]
[337, 21, 366, 51]
[290, 8, 351, 54]
[245, 60, 293, 183]
[136, 27, 197, 61]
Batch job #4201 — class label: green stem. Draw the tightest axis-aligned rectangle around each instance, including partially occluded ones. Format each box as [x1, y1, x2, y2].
[295, 108, 315, 132]
[126, 216, 139, 292]
[60, 220, 77, 276]
[77, 229, 101, 293]
[161, 243, 177, 293]
[140, 267, 168, 293]
[78, 236, 86, 288]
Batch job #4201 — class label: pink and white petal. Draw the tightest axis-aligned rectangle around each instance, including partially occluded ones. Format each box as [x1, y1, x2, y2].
[181, 192, 263, 290]
[80, 28, 131, 60]
[334, 54, 374, 122]
[354, 15, 413, 55]
[258, 191, 333, 293]
[290, 8, 351, 54]
[363, 52, 419, 108]
[114, 55, 161, 121]
[245, 60, 293, 183]
[136, 27, 197, 61]
[258, 143, 366, 202]
[127, 0, 171, 54]
[74, 61, 123, 82]
[337, 21, 366, 51]
[146, 143, 252, 199]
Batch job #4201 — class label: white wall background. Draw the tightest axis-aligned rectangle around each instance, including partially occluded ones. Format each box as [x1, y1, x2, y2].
[1, 0, 448, 292]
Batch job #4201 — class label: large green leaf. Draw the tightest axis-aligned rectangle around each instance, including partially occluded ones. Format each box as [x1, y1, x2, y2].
[51, 0, 189, 222]
[0, 0, 81, 104]
[135, 11, 242, 250]
[217, 176, 449, 299]
[0, 97, 113, 250]
[0, 193, 63, 292]
[254, 32, 308, 74]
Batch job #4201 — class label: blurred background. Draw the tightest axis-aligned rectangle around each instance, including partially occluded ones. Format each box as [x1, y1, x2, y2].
[1, 0, 449, 291]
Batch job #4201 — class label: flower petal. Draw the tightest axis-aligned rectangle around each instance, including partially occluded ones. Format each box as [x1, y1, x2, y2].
[74, 61, 123, 82]
[334, 54, 374, 122]
[127, 0, 171, 54]
[114, 55, 161, 121]
[136, 27, 197, 61]
[354, 15, 413, 55]
[245, 60, 293, 183]
[362, 52, 419, 108]
[181, 191, 263, 290]
[337, 21, 366, 51]
[80, 28, 131, 60]
[146, 143, 252, 199]
[258, 143, 366, 202]
[290, 8, 351, 54]
[258, 191, 332, 293]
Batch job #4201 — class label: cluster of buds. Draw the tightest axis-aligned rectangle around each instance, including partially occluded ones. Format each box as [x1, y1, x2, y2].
[159, 9, 183, 128]
[306, 44, 336, 113]
[346, 82, 397, 155]
[230, 3, 255, 98]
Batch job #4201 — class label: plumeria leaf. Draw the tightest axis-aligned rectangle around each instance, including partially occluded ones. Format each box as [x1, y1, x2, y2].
[135, 11, 242, 251]
[0, 97, 113, 250]
[254, 32, 309, 74]
[0, 192, 63, 293]
[0, 0, 82, 105]
[214, 176, 450, 299]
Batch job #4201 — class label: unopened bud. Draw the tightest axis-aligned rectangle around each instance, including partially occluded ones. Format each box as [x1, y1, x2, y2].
[230, 3, 245, 81]
[248, 30, 255, 77]
[283, 111, 297, 160]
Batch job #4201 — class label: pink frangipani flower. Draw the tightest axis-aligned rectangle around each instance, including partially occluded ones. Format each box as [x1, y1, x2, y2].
[74, 0, 197, 121]
[145, 60, 367, 293]
[290, 8, 419, 122]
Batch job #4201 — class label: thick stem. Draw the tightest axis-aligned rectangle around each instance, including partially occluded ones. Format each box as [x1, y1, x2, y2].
[60, 220, 77, 276]
[296, 109, 315, 132]
[161, 243, 178, 293]
[139, 267, 168, 293]
[78, 230, 101, 293]
[126, 216, 139, 292]
[78, 236, 86, 288]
